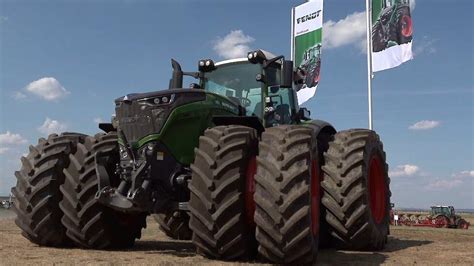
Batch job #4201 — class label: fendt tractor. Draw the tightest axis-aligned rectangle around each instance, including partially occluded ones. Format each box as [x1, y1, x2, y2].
[372, 0, 413, 52]
[395, 206, 470, 229]
[12, 50, 391, 264]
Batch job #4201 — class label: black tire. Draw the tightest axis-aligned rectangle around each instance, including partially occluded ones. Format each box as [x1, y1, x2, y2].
[59, 132, 146, 249]
[394, 6, 413, 44]
[153, 210, 192, 240]
[188, 125, 258, 260]
[254, 125, 320, 264]
[11, 133, 87, 246]
[321, 129, 391, 250]
[372, 21, 387, 52]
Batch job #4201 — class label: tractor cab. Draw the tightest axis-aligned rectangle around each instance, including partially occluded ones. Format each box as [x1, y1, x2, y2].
[430, 206, 454, 217]
[198, 50, 301, 127]
[171, 49, 305, 129]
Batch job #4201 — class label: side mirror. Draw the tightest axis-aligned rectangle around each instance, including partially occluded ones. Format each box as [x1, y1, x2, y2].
[297, 108, 311, 121]
[280, 60, 293, 88]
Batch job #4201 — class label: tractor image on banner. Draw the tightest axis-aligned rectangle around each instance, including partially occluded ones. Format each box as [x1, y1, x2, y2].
[371, 0, 414, 72]
[292, 0, 323, 105]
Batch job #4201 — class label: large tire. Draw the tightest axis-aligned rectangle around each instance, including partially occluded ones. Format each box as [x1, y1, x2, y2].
[321, 129, 391, 250]
[153, 210, 192, 240]
[59, 132, 146, 249]
[394, 6, 413, 44]
[11, 133, 87, 246]
[254, 125, 320, 264]
[372, 21, 387, 52]
[188, 125, 258, 260]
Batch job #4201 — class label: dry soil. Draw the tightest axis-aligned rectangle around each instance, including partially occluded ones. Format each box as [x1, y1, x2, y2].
[1, 213, 473, 265]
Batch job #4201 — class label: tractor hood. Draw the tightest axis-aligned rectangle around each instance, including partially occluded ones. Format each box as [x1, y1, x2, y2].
[115, 89, 206, 145]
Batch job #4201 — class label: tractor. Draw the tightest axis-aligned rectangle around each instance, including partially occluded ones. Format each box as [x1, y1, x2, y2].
[429, 206, 470, 229]
[372, 0, 413, 52]
[300, 43, 322, 88]
[11, 49, 391, 264]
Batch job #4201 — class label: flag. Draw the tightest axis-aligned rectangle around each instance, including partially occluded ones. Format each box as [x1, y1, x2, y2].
[371, 0, 414, 72]
[292, 0, 324, 105]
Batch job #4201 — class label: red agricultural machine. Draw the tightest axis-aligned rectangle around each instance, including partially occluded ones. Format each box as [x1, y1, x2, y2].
[392, 206, 470, 229]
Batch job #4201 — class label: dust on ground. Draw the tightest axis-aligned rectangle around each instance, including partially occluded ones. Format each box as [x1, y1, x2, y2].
[1, 213, 473, 265]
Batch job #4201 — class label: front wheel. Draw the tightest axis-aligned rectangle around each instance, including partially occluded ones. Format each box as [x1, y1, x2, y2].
[254, 125, 320, 264]
[59, 132, 146, 249]
[188, 125, 258, 260]
[321, 129, 391, 250]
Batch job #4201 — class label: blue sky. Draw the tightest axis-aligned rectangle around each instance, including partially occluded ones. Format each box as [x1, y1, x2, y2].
[0, 0, 472, 209]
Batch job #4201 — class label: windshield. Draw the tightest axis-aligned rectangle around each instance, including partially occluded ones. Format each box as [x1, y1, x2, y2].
[203, 62, 262, 118]
[431, 207, 451, 216]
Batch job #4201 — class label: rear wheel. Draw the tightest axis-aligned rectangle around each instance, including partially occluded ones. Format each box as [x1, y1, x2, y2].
[188, 125, 258, 260]
[11, 133, 86, 247]
[254, 125, 320, 264]
[59, 132, 146, 249]
[321, 129, 391, 250]
[153, 210, 192, 240]
[395, 6, 413, 44]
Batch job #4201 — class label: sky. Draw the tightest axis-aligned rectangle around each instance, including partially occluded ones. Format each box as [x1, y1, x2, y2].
[0, 0, 472, 209]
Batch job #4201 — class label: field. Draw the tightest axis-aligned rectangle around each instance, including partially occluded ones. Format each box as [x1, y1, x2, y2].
[1, 211, 473, 265]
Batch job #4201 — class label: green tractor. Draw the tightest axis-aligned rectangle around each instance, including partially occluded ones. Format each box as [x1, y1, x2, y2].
[430, 206, 470, 229]
[372, 0, 413, 52]
[12, 50, 391, 263]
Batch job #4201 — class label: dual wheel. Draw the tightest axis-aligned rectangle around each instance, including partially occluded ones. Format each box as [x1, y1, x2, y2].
[189, 125, 391, 263]
[12, 132, 146, 249]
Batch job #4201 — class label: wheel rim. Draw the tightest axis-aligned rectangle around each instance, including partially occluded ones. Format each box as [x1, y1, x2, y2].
[310, 159, 320, 237]
[245, 156, 257, 226]
[401, 15, 413, 37]
[368, 155, 386, 224]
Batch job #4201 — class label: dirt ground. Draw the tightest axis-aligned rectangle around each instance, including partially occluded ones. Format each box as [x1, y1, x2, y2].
[1, 213, 473, 265]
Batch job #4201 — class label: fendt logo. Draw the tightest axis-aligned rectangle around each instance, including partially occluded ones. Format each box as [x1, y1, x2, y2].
[296, 10, 322, 24]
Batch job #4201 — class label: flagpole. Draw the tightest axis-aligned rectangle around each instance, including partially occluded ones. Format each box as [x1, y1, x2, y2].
[365, 0, 374, 130]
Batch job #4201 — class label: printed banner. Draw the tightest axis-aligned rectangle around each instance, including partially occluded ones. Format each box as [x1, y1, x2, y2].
[372, 0, 414, 72]
[292, 0, 324, 105]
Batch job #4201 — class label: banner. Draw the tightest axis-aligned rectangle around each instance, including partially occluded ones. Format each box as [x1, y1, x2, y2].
[372, 0, 414, 72]
[292, 0, 324, 105]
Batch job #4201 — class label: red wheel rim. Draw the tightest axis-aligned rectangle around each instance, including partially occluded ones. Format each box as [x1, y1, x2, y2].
[310, 159, 320, 237]
[245, 156, 257, 226]
[368, 155, 386, 224]
[401, 15, 413, 37]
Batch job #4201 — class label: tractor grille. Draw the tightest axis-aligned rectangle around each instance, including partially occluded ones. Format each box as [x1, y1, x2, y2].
[114, 89, 206, 146]
[115, 101, 170, 145]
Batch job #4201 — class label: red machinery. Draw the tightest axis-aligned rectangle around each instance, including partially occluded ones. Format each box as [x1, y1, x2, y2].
[392, 206, 470, 229]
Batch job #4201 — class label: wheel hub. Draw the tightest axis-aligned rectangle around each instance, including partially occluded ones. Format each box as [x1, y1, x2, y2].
[368, 155, 386, 224]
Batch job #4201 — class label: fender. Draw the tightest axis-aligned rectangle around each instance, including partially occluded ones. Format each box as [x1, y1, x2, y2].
[304, 119, 337, 138]
[212, 116, 265, 135]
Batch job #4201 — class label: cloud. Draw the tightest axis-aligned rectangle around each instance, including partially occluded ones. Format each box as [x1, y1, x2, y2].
[213, 30, 255, 59]
[25, 77, 70, 101]
[427, 179, 463, 190]
[323, 11, 367, 52]
[12, 91, 27, 100]
[410, 0, 416, 11]
[0, 131, 28, 156]
[426, 170, 473, 191]
[94, 117, 105, 124]
[38, 117, 68, 135]
[408, 120, 441, 130]
[0, 131, 28, 146]
[389, 164, 420, 177]
[413, 36, 438, 56]
[452, 170, 474, 179]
